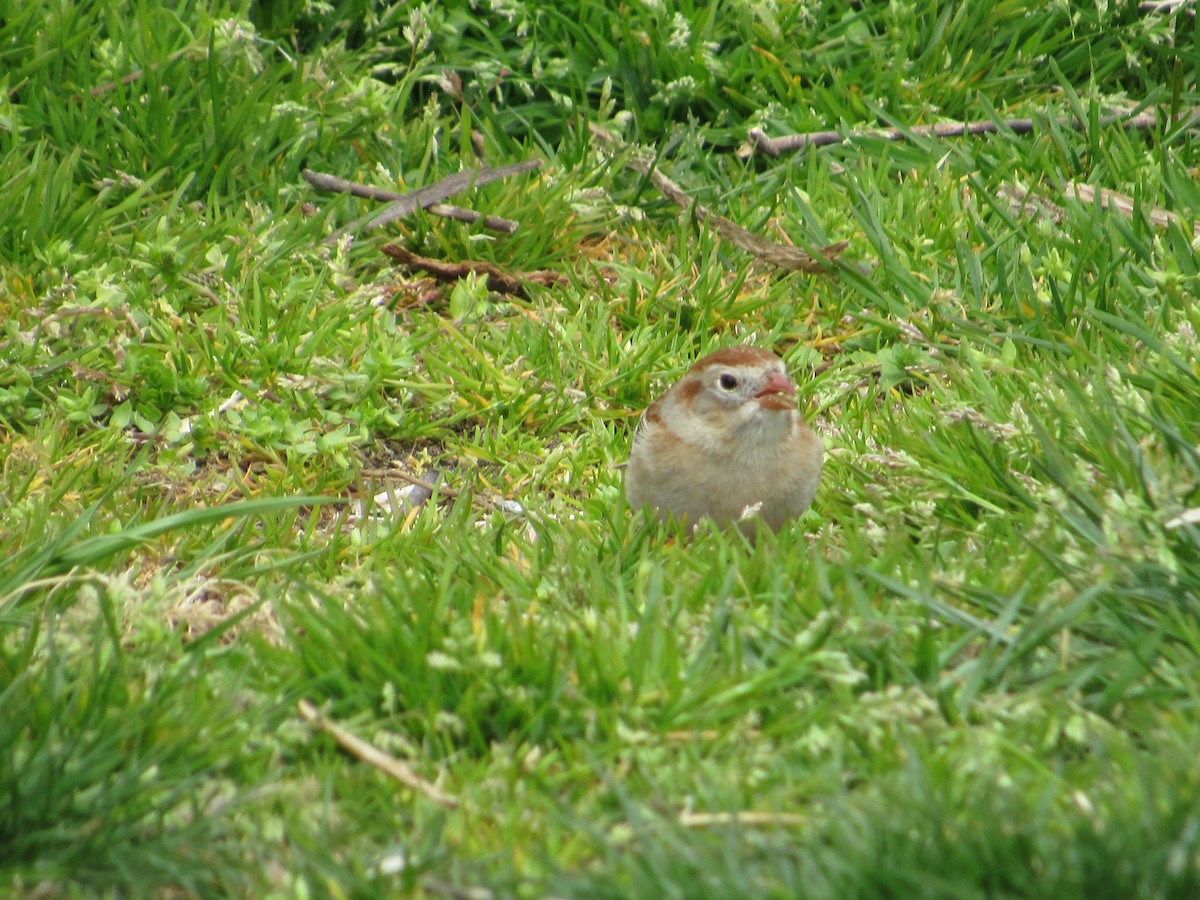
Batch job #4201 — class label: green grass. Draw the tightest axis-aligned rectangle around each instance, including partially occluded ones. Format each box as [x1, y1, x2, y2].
[2, 0, 1200, 896]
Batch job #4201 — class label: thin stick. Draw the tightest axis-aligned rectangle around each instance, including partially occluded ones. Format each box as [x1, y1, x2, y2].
[1067, 181, 1200, 235]
[997, 183, 1067, 223]
[679, 811, 807, 828]
[425, 203, 516, 231]
[1166, 508, 1200, 529]
[590, 125, 847, 273]
[359, 467, 527, 518]
[1000, 181, 1200, 236]
[740, 109, 1167, 159]
[301, 169, 519, 233]
[323, 159, 542, 242]
[661, 729, 762, 742]
[83, 47, 192, 100]
[92, 69, 147, 97]
[1139, 0, 1195, 15]
[297, 700, 459, 809]
[421, 878, 494, 900]
[381, 244, 567, 298]
[302, 169, 414, 201]
[361, 468, 461, 500]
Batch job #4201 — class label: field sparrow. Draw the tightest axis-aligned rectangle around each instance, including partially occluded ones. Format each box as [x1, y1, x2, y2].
[625, 345, 823, 532]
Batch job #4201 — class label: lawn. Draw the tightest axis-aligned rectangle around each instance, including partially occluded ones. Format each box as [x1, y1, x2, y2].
[2, 0, 1199, 896]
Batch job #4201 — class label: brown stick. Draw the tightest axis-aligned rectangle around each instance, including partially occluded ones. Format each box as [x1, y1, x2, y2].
[739, 109, 1168, 159]
[82, 48, 192, 100]
[381, 244, 567, 298]
[297, 700, 459, 808]
[997, 183, 1067, 223]
[1068, 181, 1200, 235]
[426, 203, 516, 230]
[1139, 0, 1195, 15]
[301, 169, 519, 233]
[590, 125, 847, 273]
[1000, 181, 1200, 236]
[92, 69, 147, 97]
[323, 159, 542, 241]
[679, 811, 807, 828]
[359, 467, 528, 518]
[421, 877, 495, 900]
[361, 468, 463, 504]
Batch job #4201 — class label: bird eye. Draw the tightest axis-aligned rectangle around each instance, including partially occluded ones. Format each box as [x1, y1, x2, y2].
[718, 373, 739, 390]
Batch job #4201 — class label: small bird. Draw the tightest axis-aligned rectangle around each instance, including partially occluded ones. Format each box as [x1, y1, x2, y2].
[625, 345, 823, 533]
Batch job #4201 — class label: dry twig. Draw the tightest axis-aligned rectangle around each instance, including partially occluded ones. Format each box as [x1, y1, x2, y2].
[82, 48, 191, 100]
[740, 109, 1167, 159]
[1166, 508, 1200, 530]
[1068, 181, 1200, 235]
[321, 160, 542, 242]
[359, 467, 527, 520]
[361, 468, 460, 500]
[381, 244, 567, 298]
[297, 700, 459, 808]
[1139, 0, 1195, 16]
[1000, 181, 1200, 236]
[679, 811, 807, 828]
[420, 879, 494, 900]
[590, 125, 847, 273]
[997, 184, 1068, 223]
[302, 169, 520, 233]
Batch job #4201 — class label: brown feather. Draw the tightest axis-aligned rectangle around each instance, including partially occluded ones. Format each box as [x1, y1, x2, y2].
[690, 346, 780, 371]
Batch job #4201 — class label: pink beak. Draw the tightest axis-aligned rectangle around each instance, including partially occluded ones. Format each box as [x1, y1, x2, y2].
[754, 371, 796, 410]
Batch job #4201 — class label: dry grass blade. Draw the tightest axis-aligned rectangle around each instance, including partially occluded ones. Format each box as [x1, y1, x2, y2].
[297, 700, 460, 809]
[590, 125, 847, 273]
